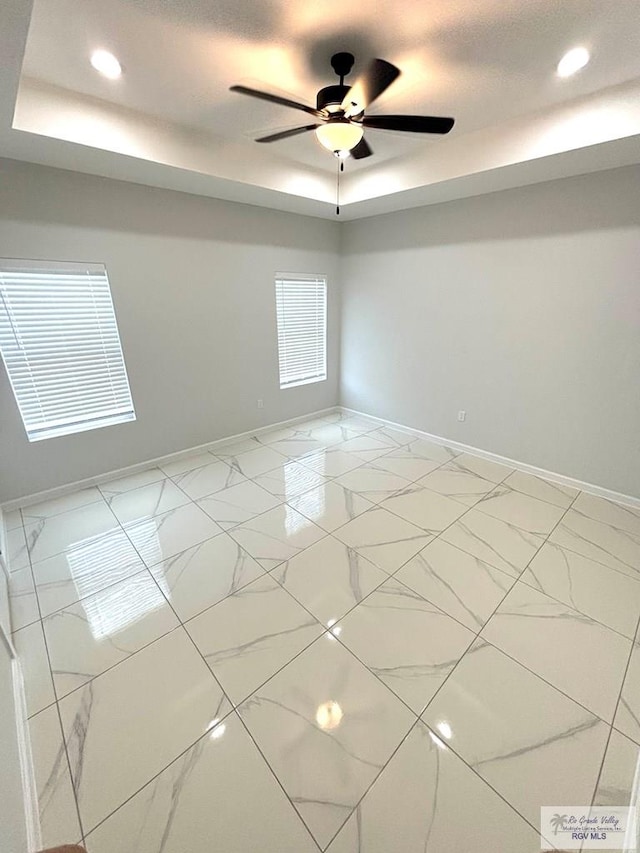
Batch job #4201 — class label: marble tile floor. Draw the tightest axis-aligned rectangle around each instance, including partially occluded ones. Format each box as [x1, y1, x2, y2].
[6, 410, 640, 852]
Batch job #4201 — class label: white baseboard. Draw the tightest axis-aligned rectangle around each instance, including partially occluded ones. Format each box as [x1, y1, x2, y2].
[1, 405, 340, 514]
[340, 406, 640, 510]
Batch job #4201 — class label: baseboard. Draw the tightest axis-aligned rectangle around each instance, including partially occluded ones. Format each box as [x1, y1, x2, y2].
[340, 406, 640, 510]
[1, 405, 340, 513]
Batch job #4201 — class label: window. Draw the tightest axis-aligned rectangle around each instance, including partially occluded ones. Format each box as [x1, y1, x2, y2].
[275, 273, 327, 389]
[0, 259, 135, 441]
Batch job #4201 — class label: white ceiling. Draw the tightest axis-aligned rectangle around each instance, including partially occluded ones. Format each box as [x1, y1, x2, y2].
[2, 0, 640, 218]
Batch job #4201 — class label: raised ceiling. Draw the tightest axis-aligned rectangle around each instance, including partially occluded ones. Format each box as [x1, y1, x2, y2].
[2, 0, 640, 218]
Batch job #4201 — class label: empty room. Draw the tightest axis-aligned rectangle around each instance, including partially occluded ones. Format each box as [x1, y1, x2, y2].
[1, 1, 640, 852]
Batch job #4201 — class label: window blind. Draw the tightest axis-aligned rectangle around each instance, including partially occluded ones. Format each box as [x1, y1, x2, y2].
[275, 273, 327, 389]
[0, 259, 135, 442]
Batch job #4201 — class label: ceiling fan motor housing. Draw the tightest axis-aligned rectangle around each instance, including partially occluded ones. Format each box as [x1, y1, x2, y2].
[316, 85, 350, 113]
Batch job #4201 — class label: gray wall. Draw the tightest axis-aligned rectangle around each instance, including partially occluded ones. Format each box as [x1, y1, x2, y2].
[2, 159, 639, 503]
[0, 160, 340, 502]
[340, 165, 640, 497]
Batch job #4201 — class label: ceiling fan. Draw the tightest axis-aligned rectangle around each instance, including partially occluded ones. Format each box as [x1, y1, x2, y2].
[230, 52, 455, 161]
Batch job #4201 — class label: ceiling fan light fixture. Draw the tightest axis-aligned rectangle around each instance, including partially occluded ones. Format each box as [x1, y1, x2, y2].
[90, 49, 122, 79]
[557, 47, 590, 78]
[315, 120, 363, 153]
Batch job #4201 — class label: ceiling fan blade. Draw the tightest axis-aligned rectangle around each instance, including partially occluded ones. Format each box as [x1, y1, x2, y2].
[362, 114, 455, 134]
[350, 138, 373, 159]
[230, 85, 323, 117]
[341, 59, 400, 117]
[255, 124, 320, 143]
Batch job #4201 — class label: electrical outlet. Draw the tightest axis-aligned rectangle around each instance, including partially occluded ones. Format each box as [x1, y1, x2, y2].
[257, 399, 264, 409]
[457, 410, 466, 422]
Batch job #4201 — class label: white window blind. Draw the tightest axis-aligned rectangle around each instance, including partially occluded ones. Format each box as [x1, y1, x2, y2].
[0, 259, 135, 442]
[275, 273, 327, 389]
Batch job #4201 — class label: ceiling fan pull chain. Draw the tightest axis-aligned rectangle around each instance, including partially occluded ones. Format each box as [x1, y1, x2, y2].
[336, 158, 340, 216]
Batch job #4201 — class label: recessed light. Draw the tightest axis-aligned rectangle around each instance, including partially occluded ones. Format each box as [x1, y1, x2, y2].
[557, 47, 590, 78]
[90, 50, 122, 80]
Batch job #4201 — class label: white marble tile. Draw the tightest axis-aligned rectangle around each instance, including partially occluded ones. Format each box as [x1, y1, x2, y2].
[25, 502, 120, 565]
[106, 478, 190, 524]
[13, 620, 56, 717]
[123, 503, 223, 567]
[423, 639, 610, 829]
[550, 509, 640, 581]
[300, 422, 368, 447]
[32, 530, 145, 619]
[522, 541, 640, 638]
[333, 507, 433, 574]
[326, 720, 541, 853]
[60, 627, 231, 834]
[171, 459, 245, 500]
[443, 452, 514, 483]
[335, 464, 413, 504]
[476, 484, 566, 535]
[264, 435, 328, 459]
[239, 635, 415, 849]
[380, 485, 467, 534]
[614, 643, 640, 745]
[253, 460, 328, 500]
[272, 536, 387, 625]
[44, 570, 179, 699]
[21, 487, 104, 523]
[417, 464, 496, 507]
[396, 539, 515, 631]
[84, 712, 318, 853]
[187, 574, 322, 705]
[336, 434, 399, 462]
[100, 467, 167, 495]
[158, 450, 220, 478]
[288, 480, 375, 533]
[223, 445, 289, 478]
[400, 437, 460, 464]
[481, 582, 631, 721]
[337, 579, 474, 713]
[503, 470, 578, 509]
[365, 447, 442, 482]
[3, 508, 23, 530]
[298, 446, 365, 478]
[29, 705, 82, 848]
[228, 504, 325, 571]
[441, 508, 546, 577]
[8, 565, 40, 630]
[150, 533, 265, 622]
[592, 728, 640, 807]
[6, 525, 30, 570]
[572, 492, 640, 537]
[211, 435, 262, 459]
[367, 426, 413, 448]
[196, 479, 280, 530]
